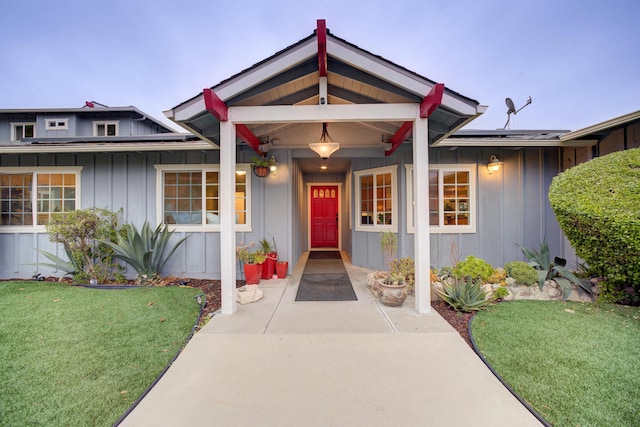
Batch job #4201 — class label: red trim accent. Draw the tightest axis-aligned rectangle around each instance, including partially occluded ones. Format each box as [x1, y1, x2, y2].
[203, 88, 228, 121]
[317, 19, 327, 77]
[236, 124, 262, 154]
[420, 83, 444, 118]
[385, 121, 413, 156]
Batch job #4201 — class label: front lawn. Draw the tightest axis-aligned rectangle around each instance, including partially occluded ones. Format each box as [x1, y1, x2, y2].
[0, 281, 201, 426]
[471, 300, 640, 426]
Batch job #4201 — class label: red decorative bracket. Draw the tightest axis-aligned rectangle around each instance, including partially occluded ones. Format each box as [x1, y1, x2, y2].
[203, 88, 228, 121]
[385, 84, 445, 156]
[385, 121, 413, 156]
[317, 19, 327, 77]
[420, 83, 444, 118]
[236, 124, 262, 154]
[203, 88, 261, 154]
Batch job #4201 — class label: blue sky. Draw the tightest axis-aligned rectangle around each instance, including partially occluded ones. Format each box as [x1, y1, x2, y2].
[1, 0, 638, 132]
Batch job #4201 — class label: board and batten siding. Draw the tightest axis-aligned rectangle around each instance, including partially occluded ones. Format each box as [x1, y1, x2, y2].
[0, 149, 291, 280]
[349, 145, 569, 272]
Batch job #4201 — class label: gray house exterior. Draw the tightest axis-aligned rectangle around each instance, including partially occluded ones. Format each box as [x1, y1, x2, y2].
[1, 22, 637, 313]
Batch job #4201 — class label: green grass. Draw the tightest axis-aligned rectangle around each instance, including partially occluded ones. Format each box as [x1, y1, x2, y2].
[471, 300, 640, 426]
[0, 281, 201, 426]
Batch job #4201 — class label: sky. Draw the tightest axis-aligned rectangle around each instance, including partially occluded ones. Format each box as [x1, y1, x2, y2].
[1, 0, 638, 132]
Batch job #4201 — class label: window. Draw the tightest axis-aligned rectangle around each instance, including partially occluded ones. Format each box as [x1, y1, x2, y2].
[406, 164, 476, 234]
[11, 122, 36, 140]
[0, 168, 82, 229]
[155, 164, 251, 231]
[45, 119, 69, 130]
[354, 165, 397, 232]
[93, 121, 118, 136]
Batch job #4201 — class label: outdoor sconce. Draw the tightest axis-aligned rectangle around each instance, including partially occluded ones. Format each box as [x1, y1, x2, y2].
[309, 122, 340, 159]
[268, 155, 279, 173]
[487, 155, 503, 174]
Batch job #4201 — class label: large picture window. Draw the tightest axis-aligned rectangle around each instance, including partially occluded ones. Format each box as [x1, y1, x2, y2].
[0, 168, 82, 230]
[155, 164, 251, 231]
[354, 165, 397, 232]
[406, 164, 476, 234]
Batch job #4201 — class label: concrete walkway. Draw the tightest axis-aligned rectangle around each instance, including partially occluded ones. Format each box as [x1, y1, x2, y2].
[121, 252, 542, 427]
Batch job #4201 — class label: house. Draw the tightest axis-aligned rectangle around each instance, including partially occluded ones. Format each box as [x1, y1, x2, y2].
[2, 20, 638, 315]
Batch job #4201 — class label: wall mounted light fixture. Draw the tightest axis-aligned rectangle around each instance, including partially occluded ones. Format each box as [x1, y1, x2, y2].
[487, 155, 503, 174]
[268, 155, 279, 173]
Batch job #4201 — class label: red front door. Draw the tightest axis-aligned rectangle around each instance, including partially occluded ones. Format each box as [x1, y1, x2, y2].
[310, 185, 339, 248]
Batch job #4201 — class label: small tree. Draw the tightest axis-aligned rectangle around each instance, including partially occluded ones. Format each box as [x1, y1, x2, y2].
[379, 231, 398, 270]
[42, 208, 126, 283]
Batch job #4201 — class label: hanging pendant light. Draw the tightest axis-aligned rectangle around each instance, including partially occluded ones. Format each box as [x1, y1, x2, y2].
[308, 122, 340, 159]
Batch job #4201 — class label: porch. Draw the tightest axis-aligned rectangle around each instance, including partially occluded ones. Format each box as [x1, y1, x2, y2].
[120, 252, 542, 426]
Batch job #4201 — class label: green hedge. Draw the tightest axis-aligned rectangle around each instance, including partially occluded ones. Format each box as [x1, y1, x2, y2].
[548, 148, 640, 304]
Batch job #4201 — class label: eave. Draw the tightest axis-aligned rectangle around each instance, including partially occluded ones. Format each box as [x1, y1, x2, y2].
[559, 109, 640, 141]
[435, 137, 598, 148]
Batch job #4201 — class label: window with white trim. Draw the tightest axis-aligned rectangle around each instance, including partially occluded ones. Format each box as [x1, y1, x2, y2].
[11, 122, 36, 140]
[406, 164, 476, 234]
[93, 121, 118, 136]
[45, 118, 69, 130]
[0, 168, 82, 228]
[155, 164, 251, 231]
[354, 165, 397, 232]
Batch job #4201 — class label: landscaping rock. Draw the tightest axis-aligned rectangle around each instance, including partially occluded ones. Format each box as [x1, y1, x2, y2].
[236, 285, 263, 304]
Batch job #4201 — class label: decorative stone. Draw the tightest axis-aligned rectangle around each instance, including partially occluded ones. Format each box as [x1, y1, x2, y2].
[236, 285, 263, 304]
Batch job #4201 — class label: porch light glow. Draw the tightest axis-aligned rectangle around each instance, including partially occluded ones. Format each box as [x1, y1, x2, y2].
[268, 155, 279, 172]
[487, 155, 503, 174]
[309, 123, 340, 159]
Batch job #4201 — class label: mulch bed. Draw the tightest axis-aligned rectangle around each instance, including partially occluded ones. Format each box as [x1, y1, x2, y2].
[8, 277, 474, 345]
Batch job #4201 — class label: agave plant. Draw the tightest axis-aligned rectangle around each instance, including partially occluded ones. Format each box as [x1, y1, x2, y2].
[100, 221, 189, 285]
[435, 276, 492, 312]
[36, 245, 82, 280]
[520, 237, 593, 301]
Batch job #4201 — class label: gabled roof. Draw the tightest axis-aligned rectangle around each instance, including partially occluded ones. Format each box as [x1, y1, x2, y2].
[0, 105, 176, 134]
[165, 22, 485, 149]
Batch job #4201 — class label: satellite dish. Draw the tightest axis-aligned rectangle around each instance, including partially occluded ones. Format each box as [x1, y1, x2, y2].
[504, 96, 532, 129]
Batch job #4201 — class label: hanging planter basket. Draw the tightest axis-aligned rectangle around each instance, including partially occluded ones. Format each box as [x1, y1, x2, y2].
[253, 165, 270, 177]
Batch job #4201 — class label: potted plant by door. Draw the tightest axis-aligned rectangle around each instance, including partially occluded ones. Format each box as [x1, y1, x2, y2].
[252, 156, 271, 177]
[259, 237, 278, 279]
[377, 271, 408, 307]
[237, 247, 267, 285]
[276, 260, 288, 278]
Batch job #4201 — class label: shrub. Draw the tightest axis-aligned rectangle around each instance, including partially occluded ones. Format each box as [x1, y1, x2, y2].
[452, 255, 494, 282]
[42, 208, 126, 283]
[99, 221, 189, 285]
[549, 149, 640, 305]
[434, 276, 492, 312]
[487, 268, 507, 286]
[504, 261, 538, 285]
[492, 286, 509, 301]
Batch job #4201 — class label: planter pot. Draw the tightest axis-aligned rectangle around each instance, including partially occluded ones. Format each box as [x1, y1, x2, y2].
[253, 166, 270, 177]
[261, 252, 278, 279]
[244, 263, 262, 285]
[378, 281, 408, 307]
[276, 261, 288, 278]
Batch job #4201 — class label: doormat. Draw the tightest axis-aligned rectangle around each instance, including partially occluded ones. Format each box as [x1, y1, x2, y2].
[295, 273, 357, 301]
[308, 251, 341, 260]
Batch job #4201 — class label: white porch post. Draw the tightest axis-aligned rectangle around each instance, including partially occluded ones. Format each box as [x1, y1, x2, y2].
[219, 120, 237, 314]
[413, 117, 431, 313]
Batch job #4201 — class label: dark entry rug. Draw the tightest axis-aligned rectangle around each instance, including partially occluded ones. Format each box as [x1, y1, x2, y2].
[295, 253, 357, 301]
[307, 251, 342, 260]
